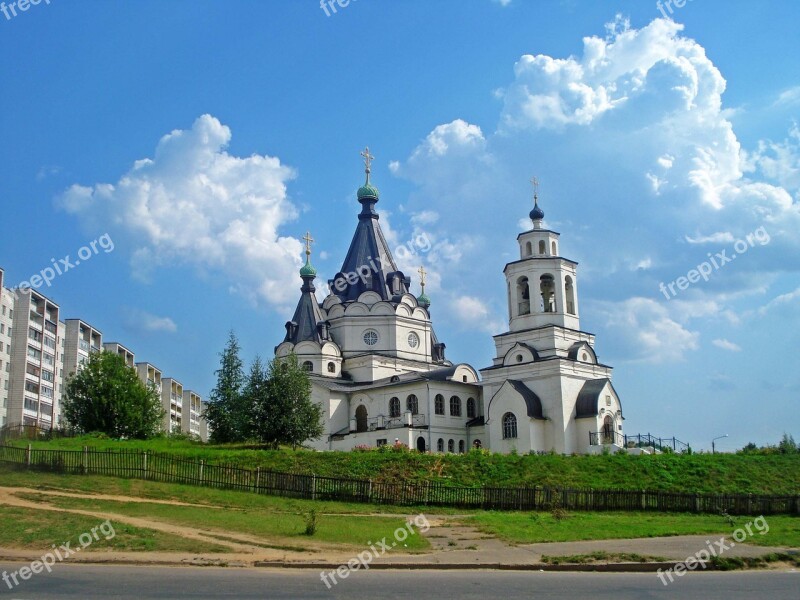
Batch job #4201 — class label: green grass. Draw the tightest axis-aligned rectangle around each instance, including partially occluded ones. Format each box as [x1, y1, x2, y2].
[0, 505, 229, 553]
[467, 511, 800, 548]
[541, 551, 667, 564]
[8, 435, 800, 494]
[16, 492, 429, 552]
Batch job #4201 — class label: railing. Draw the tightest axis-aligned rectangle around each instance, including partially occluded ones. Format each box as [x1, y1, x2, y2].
[364, 414, 426, 432]
[0, 443, 796, 515]
[589, 431, 691, 453]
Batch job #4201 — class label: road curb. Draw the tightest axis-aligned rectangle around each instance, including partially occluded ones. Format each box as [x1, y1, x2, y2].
[253, 561, 686, 572]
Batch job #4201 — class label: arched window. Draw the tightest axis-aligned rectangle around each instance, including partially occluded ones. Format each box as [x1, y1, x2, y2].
[416, 436, 426, 452]
[327, 362, 336, 373]
[302, 361, 313, 372]
[552, 241, 557, 255]
[437, 438, 444, 452]
[466, 398, 476, 419]
[502, 412, 518, 439]
[458, 440, 465, 454]
[355, 405, 368, 433]
[540, 274, 556, 313]
[517, 277, 530, 315]
[449, 396, 461, 417]
[525, 241, 532, 256]
[434, 394, 445, 415]
[389, 397, 401, 418]
[539, 240, 546, 255]
[448, 439, 455, 453]
[565, 275, 576, 315]
[406, 394, 419, 415]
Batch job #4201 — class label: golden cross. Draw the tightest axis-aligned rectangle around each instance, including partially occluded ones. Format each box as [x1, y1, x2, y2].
[530, 176, 539, 203]
[303, 231, 314, 257]
[360, 146, 374, 182]
[418, 265, 427, 291]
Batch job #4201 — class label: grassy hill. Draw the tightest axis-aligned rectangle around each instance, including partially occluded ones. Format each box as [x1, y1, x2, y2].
[7, 435, 800, 495]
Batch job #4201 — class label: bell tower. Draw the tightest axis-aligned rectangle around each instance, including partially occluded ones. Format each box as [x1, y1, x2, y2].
[505, 178, 580, 332]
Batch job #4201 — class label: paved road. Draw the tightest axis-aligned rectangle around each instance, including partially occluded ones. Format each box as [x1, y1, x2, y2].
[0, 564, 798, 599]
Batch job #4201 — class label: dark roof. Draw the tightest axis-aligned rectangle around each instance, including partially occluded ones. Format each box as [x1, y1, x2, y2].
[508, 380, 546, 420]
[331, 193, 408, 302]
[575, 378, 615, 418]
[503, 257, 578, 271]
[567, 341, 596, 361]
[466, 416, 485, 427]
[309, 365, 480, 393]
[283, 277, 326, 345]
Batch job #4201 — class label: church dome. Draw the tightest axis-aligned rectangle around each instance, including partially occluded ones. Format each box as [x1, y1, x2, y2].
[530, 202, 544, 221]
[417, 292, 431, 308]
[357, 182, 380, 200]
[300, 257, 317, 278]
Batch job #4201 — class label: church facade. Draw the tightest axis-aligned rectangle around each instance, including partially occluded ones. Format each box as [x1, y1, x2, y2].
[275, 150, 623, 455]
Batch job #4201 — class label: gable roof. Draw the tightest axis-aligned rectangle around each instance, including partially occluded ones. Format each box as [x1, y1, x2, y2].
[575, 378, 620, 418]
[507, 380, 546, 420]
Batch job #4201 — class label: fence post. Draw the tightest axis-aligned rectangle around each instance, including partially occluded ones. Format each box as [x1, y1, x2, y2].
[694, 492, 700, 513]
[25, 444, 31, 468]
[747, 493, 753, 514]
[82, 446, 88, 475]
[368, 478, 373, 503]
[641, 489, 646, 510]
[255, 467, 260, 492]
[199, 460, 204, 484]
[311, 473, 317, 501]
[143, 451, 148, 480]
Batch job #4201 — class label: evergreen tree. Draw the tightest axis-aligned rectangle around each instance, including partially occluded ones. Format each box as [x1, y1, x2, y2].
[204, 331, 246, 443]
[62, 351, 163, 439]
[245, 356, 271, 444]
[254, 354, 323, 449]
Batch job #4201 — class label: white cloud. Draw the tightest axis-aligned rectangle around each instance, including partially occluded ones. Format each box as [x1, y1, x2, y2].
[123, 308, 177, 333]
[451, 296, 504, 334]
[684, 232, 734, 244]
[712, 338, 741, 352]
[593, 297, 700, 363]
[756, 287, 800, 316]
[58, 115, 302, 310]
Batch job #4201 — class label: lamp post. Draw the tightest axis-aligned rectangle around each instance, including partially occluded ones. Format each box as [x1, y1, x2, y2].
[712, 434, 728, 454]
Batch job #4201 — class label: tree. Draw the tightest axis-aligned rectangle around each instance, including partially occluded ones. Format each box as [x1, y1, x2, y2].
[251, 353, 323, 449]
[244, 356, 270, 442]
[62, 351, 163, 439]
[204, 331, 246, 443]
[778, 433, 798, 454]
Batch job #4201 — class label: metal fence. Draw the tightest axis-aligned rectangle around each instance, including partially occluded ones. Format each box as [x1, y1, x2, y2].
[0, 444, 797, 514]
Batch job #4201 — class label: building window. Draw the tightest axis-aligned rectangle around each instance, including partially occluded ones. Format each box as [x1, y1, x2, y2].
[449, 396, 461, 417]
[407, 332, 419, 348]
[565, 275, 576, 315]
[389, 397, 401, 418]
[458, 440, 465, 454]
[406, 394, 419, 415]
[437, 438, 444, 452]
[302, 361, 313, 372]
[466, 398, 476, 419]
[434, 394, 444, 415]
[606, 395, 612, 406]
[327, 362, 336, 373]
[363, 330, 379, 346]
[448, 439, 455, 453]
[355, 405, 368, 433]
[502, 412, 518, 439]
[539, 240, 546, 255]
[525, 241, 532, 256]
[377, 438, 387, 447]
[516, 276, 530, 316]
[540, 274, 556, 313]
[552, 241, 557, 255]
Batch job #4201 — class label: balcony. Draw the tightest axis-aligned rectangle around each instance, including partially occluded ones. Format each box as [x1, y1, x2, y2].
[357, 414, 426, 433]
[79, 340, 90, 352]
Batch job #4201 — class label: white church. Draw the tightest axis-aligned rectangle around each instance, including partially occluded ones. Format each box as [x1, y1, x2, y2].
[274, 149, 624, 455]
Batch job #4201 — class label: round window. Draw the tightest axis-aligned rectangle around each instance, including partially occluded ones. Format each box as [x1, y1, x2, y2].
[363, 330, 378, 346]
[407, 332, 420, 348]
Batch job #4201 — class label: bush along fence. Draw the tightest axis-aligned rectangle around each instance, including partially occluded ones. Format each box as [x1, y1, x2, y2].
[1, 444, 798, 515]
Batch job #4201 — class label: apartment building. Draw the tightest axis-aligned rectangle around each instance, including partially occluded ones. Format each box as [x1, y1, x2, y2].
[135, 362, 163, 396]
[181, 389, 204, 438]
[63, 319, 103, 382]
[0, 269, 15, 427]
[161, 377, 183, 434]
[7, 288, 65, 428]
[103, 342, 135, 367]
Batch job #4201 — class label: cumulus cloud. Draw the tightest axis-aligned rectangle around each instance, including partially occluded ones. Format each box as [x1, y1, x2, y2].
[712, 338, 741, 352]
[58, 115, 302, 309]
[451, 296, 505, 334]
[123, 308, 178, 334]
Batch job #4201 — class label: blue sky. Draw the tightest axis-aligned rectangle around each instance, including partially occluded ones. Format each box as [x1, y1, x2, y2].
[1, 1, 798, 451]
